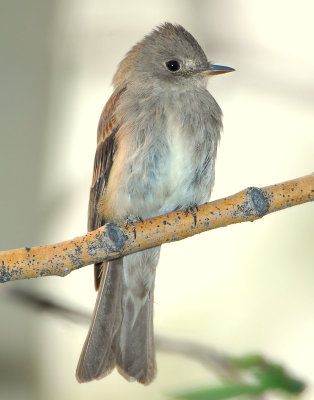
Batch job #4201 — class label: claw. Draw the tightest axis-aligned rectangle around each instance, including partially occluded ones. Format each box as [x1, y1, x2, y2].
[125, 215, 143, 239]
[184, 205, 198, 226]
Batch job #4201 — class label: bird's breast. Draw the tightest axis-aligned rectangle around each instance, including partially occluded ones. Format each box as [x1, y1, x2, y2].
[102, 91, 219, 221]
[125, 113, 213, 217]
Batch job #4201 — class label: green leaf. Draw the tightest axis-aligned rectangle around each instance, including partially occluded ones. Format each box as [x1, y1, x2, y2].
[174, 384, 264, 400]
[172, 353, 306, 400]
[231, 355, 305, 394]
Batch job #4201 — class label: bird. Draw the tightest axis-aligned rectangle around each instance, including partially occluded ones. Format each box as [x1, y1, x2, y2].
[76, 22, 234, 385]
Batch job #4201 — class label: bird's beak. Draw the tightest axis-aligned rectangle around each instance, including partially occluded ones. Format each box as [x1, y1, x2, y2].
[199, 64, 235, 76]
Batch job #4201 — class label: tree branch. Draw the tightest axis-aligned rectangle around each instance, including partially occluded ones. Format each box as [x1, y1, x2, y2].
[1, 174, 313, 283]
[9, 288, 237, 379]
[8, 288, 306, 398]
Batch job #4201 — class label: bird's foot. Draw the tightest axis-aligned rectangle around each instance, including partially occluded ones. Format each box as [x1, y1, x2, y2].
[184, 204, 199, 226]
[125, 215, 143, 239]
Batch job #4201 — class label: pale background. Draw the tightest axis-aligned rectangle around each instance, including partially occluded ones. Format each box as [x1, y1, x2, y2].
[0, 1, 313, 399]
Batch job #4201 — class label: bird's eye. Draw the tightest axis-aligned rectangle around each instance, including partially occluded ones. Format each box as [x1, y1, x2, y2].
[165, 60, 180, 72]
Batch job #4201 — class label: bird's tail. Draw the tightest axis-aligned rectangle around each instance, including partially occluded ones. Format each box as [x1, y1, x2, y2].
[76, 258, 156, 384]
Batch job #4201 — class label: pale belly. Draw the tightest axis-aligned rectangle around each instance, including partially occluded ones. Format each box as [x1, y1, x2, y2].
[101, 114, 215, 222]
[122, 126, 213, 218]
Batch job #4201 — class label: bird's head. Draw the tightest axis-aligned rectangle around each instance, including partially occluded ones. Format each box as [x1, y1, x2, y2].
[113, 23, 234, 92]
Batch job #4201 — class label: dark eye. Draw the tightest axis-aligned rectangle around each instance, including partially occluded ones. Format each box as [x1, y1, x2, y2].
[165, 60, 180, 72]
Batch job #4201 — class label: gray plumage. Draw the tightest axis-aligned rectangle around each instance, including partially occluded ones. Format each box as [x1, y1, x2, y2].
[76, 22, 233, 385]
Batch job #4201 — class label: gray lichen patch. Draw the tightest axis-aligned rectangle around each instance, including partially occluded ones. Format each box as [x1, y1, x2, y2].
[86, 224, 126, 263]
[1, 261, 23, 282]
[231, 187, 270, 219]
[104, 223, 127, 253]
[68, 254, 84, 270]
[247, 187, 270, 217]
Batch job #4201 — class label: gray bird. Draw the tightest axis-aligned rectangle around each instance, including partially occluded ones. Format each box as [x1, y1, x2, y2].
[76, 22, 234, 385]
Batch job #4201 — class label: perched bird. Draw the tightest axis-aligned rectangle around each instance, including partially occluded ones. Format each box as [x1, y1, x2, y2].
[76, 22, 234, 385]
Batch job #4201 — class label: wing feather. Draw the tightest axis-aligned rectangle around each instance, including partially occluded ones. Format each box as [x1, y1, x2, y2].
[88, 86, 126, 289]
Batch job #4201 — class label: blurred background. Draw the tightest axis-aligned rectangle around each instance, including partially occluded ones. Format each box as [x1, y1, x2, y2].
[0, 1, 313, 399]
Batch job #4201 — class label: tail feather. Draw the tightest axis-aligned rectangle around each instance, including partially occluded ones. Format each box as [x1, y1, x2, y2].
[116, 289, 156, 384]
[76, 259, 123, 382]
[76, 257, 156, 384]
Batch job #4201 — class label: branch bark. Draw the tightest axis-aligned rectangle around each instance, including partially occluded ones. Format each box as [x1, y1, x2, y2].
[1, 174, 313, 283]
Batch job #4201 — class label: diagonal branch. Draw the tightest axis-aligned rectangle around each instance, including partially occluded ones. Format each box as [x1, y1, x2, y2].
[1, 174, 313, 283]
[8, 288, 306, 397]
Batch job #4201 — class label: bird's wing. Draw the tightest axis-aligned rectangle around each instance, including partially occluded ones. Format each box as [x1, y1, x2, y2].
[88, 86, 126, 289]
